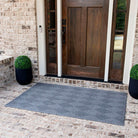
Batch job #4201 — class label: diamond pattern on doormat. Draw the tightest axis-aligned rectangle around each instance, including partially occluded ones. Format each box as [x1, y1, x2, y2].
[6, 83, 127, 126]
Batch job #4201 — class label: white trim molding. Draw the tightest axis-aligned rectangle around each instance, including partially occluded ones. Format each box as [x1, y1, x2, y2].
[57, 0, 62, 77]
[36, 0, 47, 75]
[104, 0, 114, 82]
[123, 0, 138, 84]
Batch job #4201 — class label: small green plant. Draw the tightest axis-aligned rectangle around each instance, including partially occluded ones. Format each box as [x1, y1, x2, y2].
[130, 64, 138, 80]
[15, 56, 32, 69]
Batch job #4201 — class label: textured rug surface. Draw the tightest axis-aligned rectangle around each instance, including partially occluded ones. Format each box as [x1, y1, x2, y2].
[6, 83, 127, 126]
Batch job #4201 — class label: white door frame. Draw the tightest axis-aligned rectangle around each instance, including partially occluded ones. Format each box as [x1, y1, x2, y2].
[37, 0, 138, 84]
[57, 0, 62, 77]
[36, 0, 46, 75]
[123, 0, 138, 84]
[104, 0, 114, 82]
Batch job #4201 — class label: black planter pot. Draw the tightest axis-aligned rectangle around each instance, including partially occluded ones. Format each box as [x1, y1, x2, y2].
[129, 78, 138, 99]
[15, 68, 33, 85]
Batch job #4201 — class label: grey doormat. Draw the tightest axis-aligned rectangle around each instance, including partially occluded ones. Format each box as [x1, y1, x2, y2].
[6, 83, 127, 126]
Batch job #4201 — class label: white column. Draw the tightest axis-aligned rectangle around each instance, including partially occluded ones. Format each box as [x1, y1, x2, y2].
[57, 0, 62, 77]
[36, 0, 47, 75]
[123, 0, 138, 84]
[104, 0, 114, 82]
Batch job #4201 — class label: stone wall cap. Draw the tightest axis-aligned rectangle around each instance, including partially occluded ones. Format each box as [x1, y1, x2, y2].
[0, 56, 14, 65]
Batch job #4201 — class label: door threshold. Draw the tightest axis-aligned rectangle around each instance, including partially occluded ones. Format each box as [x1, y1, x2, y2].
[108, 80, 123, 84]
[45, 75, 123, 84]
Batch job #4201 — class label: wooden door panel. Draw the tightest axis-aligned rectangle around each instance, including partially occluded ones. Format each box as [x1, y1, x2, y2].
[67, 0, 103, 7]
[86, 8, 102, 67]
[67, 65, 100, 78]
[81, 0, 103, 7]
[62, 0, 109, 79]
[80, 7, 87, 67]
[68, 8, 82, 65]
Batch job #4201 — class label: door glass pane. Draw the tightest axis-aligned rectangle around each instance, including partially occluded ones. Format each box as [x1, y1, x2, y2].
[113, 35, 124, 69]
[117, 0, 127, 10]
[116, 12, 126, 31]
[50, 12, 55, 29]
[112, 0, 127, 69]
[49, 0, 55, 10]
[48, 30, 56, 47]
[49, 47, 56, 63]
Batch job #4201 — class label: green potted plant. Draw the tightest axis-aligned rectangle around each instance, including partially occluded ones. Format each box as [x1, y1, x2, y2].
[129, 64, 138, 99]
[15, 56, 33, 85]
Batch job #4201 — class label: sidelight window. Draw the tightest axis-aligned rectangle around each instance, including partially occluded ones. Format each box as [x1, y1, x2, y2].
[46, 0, 57, 74]
[109, 0, 130, 81]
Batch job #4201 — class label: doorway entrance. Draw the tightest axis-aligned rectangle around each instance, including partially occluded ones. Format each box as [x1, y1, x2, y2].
[62, 0, 109, 79]
[45, 0, 130, 82]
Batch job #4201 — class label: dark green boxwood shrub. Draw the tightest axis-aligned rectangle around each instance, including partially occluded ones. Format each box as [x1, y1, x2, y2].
[15, 56, 32, 69]
[130, 64, 138, 80]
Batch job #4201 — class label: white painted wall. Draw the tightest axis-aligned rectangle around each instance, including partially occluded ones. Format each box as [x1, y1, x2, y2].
[36, 0, 47, 75]
[104, 0, 114, 82]
[123, 0, 138, 84]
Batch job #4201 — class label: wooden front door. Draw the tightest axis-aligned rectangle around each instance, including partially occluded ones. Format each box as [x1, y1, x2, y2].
[62, 0, 109, 79]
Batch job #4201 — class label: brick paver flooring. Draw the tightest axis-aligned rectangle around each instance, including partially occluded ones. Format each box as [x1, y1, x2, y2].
[0, 81, 138, 138]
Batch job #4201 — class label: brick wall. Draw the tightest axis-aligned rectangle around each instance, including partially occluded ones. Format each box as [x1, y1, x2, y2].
[0, 0, 137, 81]
[133, 11, 138, 65]
[0, 56, 14, 87]
[0, 0, 38, 79]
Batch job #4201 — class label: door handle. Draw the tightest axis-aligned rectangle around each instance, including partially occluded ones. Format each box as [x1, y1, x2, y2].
[62, 27, 66, 44]
[62, 19, 66, 25]
[62, 19, 66, 44]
